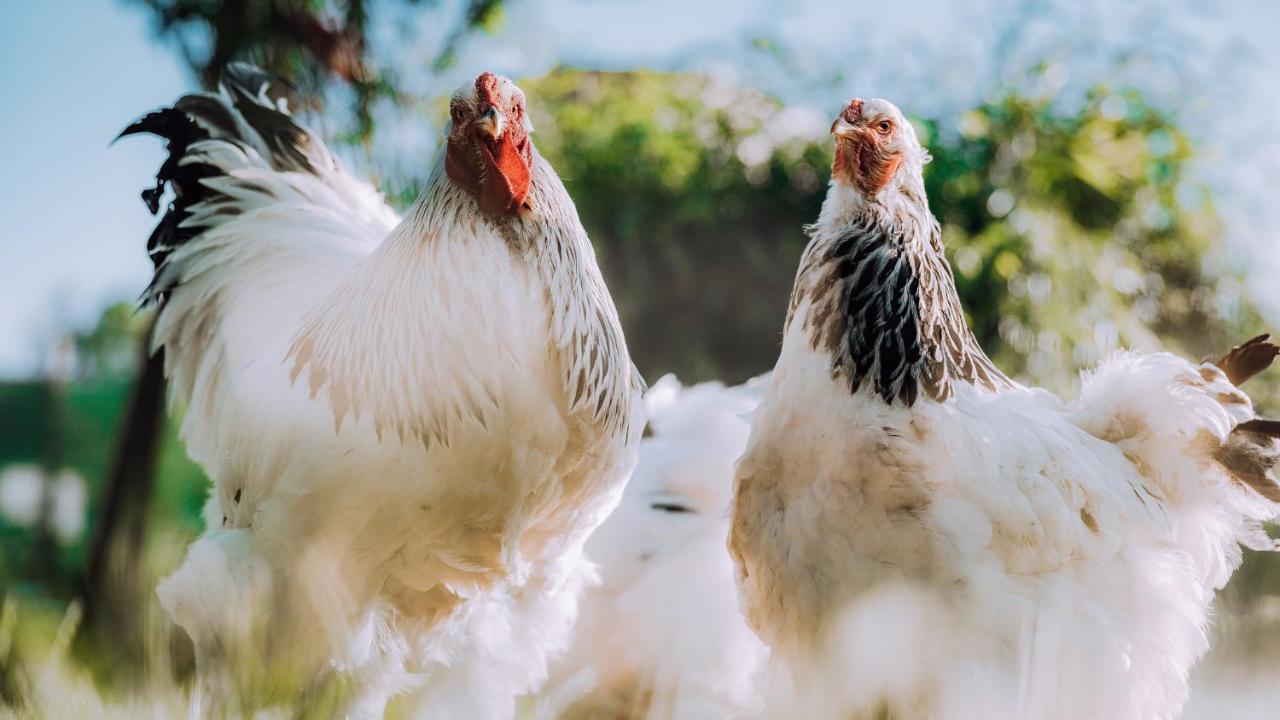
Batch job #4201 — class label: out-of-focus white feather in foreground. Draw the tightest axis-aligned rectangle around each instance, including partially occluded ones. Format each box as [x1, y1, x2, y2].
[543, 374, 768, 720]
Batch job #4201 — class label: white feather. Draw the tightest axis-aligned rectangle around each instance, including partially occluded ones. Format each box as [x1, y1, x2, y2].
[737, 312, 1279, 719]
[546, 375, 768, 720]
[150, 75, 641, 717]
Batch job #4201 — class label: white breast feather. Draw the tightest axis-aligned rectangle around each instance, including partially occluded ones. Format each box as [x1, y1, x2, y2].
[735, 299, 1278, 720]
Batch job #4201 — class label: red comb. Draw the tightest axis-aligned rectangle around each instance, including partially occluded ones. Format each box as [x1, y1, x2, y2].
[842, 98, 865, 123]
[476, 72, 501, 107]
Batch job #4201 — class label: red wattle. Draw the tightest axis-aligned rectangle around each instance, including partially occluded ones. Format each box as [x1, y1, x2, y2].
[478, 136, 531, 215]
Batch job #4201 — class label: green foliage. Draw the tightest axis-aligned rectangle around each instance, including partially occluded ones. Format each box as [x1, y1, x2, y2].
[435, 0, 507, 71]
[0, 378, 207, 597]
[0, 384, 45, 466]
[925, 88, 1259, 392]
[71, 303, 150, 380]
[130, 0, 503, 139]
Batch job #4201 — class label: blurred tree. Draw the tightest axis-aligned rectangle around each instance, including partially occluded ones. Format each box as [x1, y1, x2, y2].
[72, 302, 151, 380]
[925, 87, 1267, 392]
[80, 350, 165, 679]
[127, 0, 505, 139]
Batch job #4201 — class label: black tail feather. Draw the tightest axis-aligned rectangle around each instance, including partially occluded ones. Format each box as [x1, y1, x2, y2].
[119, 107, 218, 278]
[118, 63, 332, 304]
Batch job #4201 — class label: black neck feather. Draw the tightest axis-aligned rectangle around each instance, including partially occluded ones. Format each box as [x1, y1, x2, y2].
[789, 214, 1009, 405]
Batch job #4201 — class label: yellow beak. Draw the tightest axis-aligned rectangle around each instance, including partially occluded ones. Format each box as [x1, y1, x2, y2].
[476, 107, 505, 140]
[831, 117, 859, 139]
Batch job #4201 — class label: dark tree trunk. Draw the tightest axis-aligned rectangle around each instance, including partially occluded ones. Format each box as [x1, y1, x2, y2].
[32, 374, 65, 586]
[79, 337, 166, 677]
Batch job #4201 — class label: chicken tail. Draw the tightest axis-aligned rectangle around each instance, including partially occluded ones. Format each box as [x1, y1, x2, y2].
[1215, 423, 1280, 503]
[1212, 334, 1280, 503]
[118, 62, 338, 306]
[1212, 333, 1280, 386]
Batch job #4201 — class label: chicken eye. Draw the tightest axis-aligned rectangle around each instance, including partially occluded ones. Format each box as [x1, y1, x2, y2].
[877, 120, 893, 134]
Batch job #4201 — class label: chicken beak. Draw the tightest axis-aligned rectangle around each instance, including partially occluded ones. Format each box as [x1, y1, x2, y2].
[476, 107, 505, 140]
[831, 116, 859, 139]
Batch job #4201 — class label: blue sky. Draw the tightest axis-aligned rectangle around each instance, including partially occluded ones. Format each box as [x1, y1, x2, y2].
[2, 0, 1279, 377]
[0, 0, 185, 375]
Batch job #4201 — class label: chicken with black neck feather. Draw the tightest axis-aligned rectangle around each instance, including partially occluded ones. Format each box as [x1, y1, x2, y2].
[729, 96, 1280, 720]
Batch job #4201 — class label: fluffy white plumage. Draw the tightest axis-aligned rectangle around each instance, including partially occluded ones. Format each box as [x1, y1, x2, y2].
[729, 97, 1280, 720]
[544, 374, 768, 720]
[129, 66, 643, 716]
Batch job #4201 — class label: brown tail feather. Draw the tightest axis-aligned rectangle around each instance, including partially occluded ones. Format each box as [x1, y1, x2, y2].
[1212, 334, 1280, 502]
[1237, 418, 1280, 436]
[1214, 333, 1279, 386]
[1216, 423, 1280, 502]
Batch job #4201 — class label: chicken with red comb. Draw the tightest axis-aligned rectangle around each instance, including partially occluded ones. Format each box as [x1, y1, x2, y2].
[445, 72, 533, 215]
[122, 64, 644, 718]
[728, 96, 1279, 719]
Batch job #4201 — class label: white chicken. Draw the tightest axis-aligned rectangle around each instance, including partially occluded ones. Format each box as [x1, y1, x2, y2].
[543, 375, 767, 720]
[728, 97, 1280, 720]
[123, 64, 644, 717]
